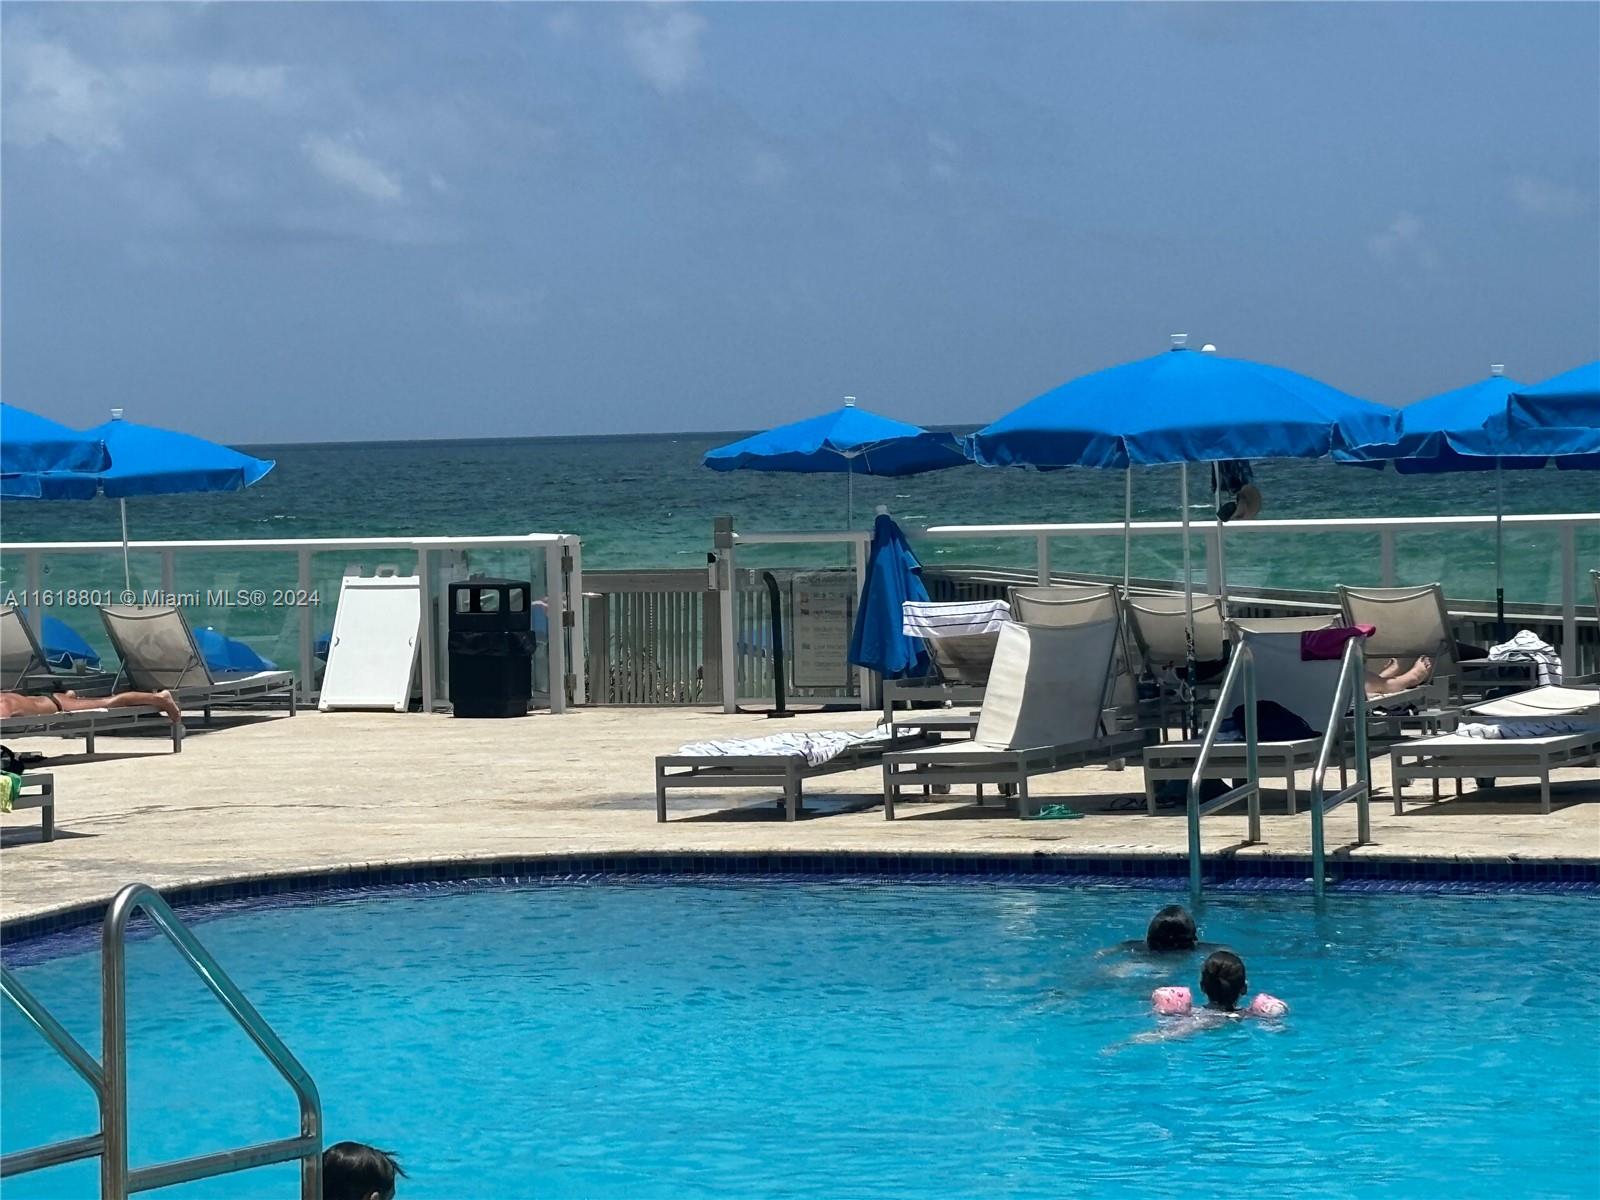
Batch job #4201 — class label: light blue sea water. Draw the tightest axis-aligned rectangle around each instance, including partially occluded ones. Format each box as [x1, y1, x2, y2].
[0, 434, 1594, 674]
[3, 881, 1597, 1199]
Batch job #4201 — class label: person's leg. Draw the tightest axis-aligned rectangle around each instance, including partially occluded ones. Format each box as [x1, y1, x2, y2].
[1377, 658, 1402, 680]
[1367, 656, 1432, 697]
[57, 689, 183, 723]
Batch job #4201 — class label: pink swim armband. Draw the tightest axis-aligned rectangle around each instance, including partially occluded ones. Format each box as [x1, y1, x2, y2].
[1152, 986, 1193, 1015]
[1247, 993, 1288, 1017]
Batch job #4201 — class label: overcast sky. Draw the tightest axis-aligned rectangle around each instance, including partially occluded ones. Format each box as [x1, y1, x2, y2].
[3, 2, 1596, 444]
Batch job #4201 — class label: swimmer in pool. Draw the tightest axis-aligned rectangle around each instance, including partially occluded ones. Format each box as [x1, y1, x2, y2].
[1098, 905, 1225, 977]
[1105, 951, 1287, 1052]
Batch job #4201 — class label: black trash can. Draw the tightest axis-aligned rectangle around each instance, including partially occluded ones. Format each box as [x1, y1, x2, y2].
[447, 579, 536, 718]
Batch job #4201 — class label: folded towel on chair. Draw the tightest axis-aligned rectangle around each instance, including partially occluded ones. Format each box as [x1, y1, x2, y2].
[677, 729, 891, 767]
[902, 599, 1011, 639]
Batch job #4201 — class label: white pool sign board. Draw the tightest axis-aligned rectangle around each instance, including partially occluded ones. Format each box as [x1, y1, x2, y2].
[790, 570, 856, 689]
[318, 573, 423, 712]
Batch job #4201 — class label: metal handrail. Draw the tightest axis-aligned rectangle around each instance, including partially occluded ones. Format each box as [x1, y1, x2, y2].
[0, 966, 107, 1179]
[101, 884, 322, 1199]
[0, 884, 322, 1199]
[1308, 639, 1374, 896]
[1186, 642, 1260, 894]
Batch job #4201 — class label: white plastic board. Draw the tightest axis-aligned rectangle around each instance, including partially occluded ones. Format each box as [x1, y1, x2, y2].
[318, 575, 423, 712]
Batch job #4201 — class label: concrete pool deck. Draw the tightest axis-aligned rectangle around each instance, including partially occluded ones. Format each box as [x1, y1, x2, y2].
[3, 706, 1598, 926]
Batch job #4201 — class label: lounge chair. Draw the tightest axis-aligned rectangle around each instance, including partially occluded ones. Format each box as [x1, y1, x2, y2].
[1337, 583, 1535, 699]
[4, 772, 57, 841]
[99, 604, 296, 723]
[881, 599, 1006, 746]
[1008, 584, 1140, 716]
[0, 702, 184, 754]
[0, 605, 116, 695]
[1142, 626, 1365, 815]
[1388, 685, 1600, 814]
[881, 618, 1152, 818]
[656, 725, 937, 822]
[1124, 592, 1229, 734]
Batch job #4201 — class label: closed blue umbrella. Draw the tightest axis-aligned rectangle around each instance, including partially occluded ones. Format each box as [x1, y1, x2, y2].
[705, 398, 966, 525]
[849, 513, 932, 680]
[1506, 362, 1599, 454]
[1, 404, 110, 494]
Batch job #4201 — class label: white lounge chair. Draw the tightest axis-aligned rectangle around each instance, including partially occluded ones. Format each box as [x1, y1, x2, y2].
[1124, 592, 1230, 734]
[1009, 584, 1140, 715]
[882, 599, 1006, 746]
[881, 618, 1151, 818]
[99, 605, 295, 723]
[1142, 627, 1364, 815]
[0, 605, 117, 695]
[1389, 685, 1600, 814]
[1337, 583, 1535, 699]
[0, 702, 184, 754]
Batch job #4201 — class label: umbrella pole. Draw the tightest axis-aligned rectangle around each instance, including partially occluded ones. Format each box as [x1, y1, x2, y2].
[119, 498, 132, 593]
[1123, 468, 1132, 592]
[1213, 471, 1228, 605]
[1495, 459, 1505, 642]
[1181, 462, 1196, 736]
[847, 458, 855, 528]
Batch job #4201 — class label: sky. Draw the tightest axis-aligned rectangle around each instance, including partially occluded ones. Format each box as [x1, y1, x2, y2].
[3, 1, 1597, 444]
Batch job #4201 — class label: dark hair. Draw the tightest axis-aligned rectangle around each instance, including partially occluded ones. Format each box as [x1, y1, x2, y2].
[1145, 904, 1197, 952]
[323, 1142, 406, 1200]
[1199, 951, 1248, 1009]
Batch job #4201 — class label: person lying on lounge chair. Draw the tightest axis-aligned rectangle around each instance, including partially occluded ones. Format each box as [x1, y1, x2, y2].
[1367, 656, 1432, 699]
[0, 688, 182, 723]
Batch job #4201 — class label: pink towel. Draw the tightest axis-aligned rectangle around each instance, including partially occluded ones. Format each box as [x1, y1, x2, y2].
[1301, 624, 1375, 661]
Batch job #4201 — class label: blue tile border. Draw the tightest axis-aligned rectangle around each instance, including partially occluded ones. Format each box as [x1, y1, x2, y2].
[3, 850, 1597, 961]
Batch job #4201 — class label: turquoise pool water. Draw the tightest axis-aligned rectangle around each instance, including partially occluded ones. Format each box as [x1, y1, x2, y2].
[3, 880, 1597, 1199]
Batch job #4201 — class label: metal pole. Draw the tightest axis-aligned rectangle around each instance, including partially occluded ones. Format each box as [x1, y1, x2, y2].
[119, 498, 132, 593]
[1213, 470, 1229, 604]
[847, 457, 854, 528]
[1123, 467, 1132, 592]
[715, 517, 738, 713]
[1180, 462, 1196, 734]
[1494, 460, 1506, 642]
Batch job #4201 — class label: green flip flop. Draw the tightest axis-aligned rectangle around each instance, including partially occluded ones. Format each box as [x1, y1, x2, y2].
[1025, 803, 1083, 820]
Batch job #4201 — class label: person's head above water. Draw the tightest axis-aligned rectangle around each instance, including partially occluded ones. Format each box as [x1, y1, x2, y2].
[1145, 904, 1198, 952]
[323, 1142, 406, 1200]
[1199, 950, 1248, 1010]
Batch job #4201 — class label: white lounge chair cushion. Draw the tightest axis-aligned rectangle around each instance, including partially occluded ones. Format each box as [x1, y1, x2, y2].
[973, 619, 1116, 750]
[1468, 686, 1600, 720]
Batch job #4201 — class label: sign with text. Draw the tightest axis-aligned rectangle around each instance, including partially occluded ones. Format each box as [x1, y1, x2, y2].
[790, 571, 857, 689]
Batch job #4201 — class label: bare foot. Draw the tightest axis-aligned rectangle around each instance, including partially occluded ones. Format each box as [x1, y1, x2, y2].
[1377, 658, 1401, 680]
[155, 690, 182, 723]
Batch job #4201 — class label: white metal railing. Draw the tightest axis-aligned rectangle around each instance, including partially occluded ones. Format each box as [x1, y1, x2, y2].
[1, 883, 322, 1199]
[1309, 640, 1374, 895]
[0, 533, 585, 712]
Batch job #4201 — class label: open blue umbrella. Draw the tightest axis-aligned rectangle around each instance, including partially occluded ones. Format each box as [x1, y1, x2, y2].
[9, 409, 276, 590]
[1506, 362, 1599, 454]
[20, 610, 103, 670]
[704, 398, 966, 524]
[193, 627, 278, 673]
[1, 404, 110, 495]
[849, 513, 932, 680]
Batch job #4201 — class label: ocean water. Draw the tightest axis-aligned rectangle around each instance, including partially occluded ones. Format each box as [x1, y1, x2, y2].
[2, 880, 1597, 1199]
[0, 434, 1593, 671]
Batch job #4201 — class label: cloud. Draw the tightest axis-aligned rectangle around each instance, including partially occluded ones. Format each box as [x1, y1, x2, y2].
[622, 6, 705, 94]
[1507, 173, 1590, 219]
[207, 63, 287, 101]
[1366, 211, 1436, 269]
[3, 37, 124, 155]
[301, 132, 402, 201]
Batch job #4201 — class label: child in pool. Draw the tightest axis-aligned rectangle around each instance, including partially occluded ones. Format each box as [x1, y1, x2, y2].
[1152, 950, 1289, 1021]
[323, 1142, 407, 1200]
[1099, 905, 1225, 977]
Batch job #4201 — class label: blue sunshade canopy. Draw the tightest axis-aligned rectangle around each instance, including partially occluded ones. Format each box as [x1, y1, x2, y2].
[1, 404, 111, 490]
[704, 404, 967, 476]
[22, 416, 275, 499]
[21, 611, 103, 670]
[193, 627, 277, 673]
[849, 514, 932, 680]
[1505, 362, 1599, 457]
[967, 347, 1396, 469]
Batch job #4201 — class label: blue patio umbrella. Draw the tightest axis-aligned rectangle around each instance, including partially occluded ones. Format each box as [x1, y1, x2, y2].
[1, 404, 110, 494]
[849, 513, 932, 680]
[10, 409, 276, 590]
[193, 627, 278, 673]
[704, 398, 966, 525]
[1338, 365, 1598, 636]
[1506, 362, 1600, 453]
[20, 611, 103, 670]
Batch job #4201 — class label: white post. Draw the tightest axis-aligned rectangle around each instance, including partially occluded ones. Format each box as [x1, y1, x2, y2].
[1036, 533, 1051, 585]
[118, 498, 132, 592]
[1123, 468, 1132, 592]
[542, 542, 567, 714]
[1379, 529, 1396, 587]
[566, 536, 587, 705]
[847, 458, 855, 529]
[159, 550, 175, 600]
[1494, 460, 1506, 638]
[718, 525, 738, 714]
[297, 548, 314, 707]
[1181, 461, 1194, 643]
[1212, 468, 1228, 602]
[1560, 524, 1577, 680]
[417, 548, 437, 713]
[854, 532, 872, 708]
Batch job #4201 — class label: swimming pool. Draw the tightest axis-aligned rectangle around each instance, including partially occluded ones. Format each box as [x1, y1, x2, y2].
[3, 878, 1597, 1199]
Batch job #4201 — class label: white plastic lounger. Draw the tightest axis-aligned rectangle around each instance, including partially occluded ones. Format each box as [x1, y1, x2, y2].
[318, 574, 422, 712]
[882, 618, 1151, 819]
[1389, 685, 1600, 814]
[0, 704, 184, 754]
[1143, 628, 1361, 815]
[100, 604, 295, 723]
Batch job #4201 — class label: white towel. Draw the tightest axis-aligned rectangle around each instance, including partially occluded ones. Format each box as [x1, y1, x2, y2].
[677, 728, 890, 767]
[902, 599, 1011, 639]
[1454, 715, 1600, 740]
[1487, 630, 1563, 686]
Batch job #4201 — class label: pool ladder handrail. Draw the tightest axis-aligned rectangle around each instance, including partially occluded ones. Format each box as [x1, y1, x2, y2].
[1308, 639, 1373, 895]
[0, 882, 323, 1200]
[1186, 641, 1262, 894]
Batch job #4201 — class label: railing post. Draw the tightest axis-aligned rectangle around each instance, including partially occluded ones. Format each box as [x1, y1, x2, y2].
[1204, 524, 1223, 599]
[297, 548, 314, 707]
[1244, 651, 1260, 844]
[417, 548, 437, 713]
[101, 901, 131, 1200]
[1379, 529, 1396, 587]
[715, 517, 737, 713]
[1560, 524, 1577, 679]
[1035, 533, 1051, 585]
[160, 550, 176, 599]
[854, 533, 871, 709]
[543, 543, 567, 713]
[1355, 647, 1371, 845]
[566, 537, 587, 705]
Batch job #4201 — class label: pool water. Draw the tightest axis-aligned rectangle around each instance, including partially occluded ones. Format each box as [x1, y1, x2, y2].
[3, 880, 1597, 1199]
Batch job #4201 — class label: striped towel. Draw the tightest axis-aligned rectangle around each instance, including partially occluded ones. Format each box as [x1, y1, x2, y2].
[677, 729, 890, 767]
[1487, 631, 1563, 686]
[902, 599, 1011, 639]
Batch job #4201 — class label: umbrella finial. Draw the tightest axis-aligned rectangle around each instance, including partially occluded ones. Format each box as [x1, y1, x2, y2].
[1490, 363, 1505, 377]
[1201, 343, 1217, 354]
[844, 395, 857, 407]
[1170, 333, 1188, 350]
[110, 407, 125, 421]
